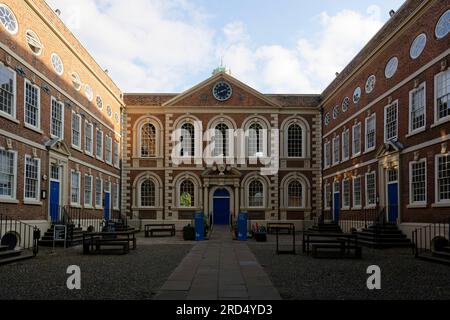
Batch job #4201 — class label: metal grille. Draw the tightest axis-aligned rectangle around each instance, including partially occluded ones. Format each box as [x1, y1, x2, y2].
[180, 180, 194, 207]
[352, 124, 361, 155]
[84, 175, 92, 206]
[72, 113, 81, 147]
[366, 115, 375, 149]
[288, 181, 302, 207]
[288, 124, 302, 157]
[410, 86, 425, 131]
[385, 102, 398, 141]
[353, 176, 361, 207]
[436, 70, 450, 120]
[141, 179, 155, 207]
[181, 123, 195, 157]
[141, 123, 156, 157]
[25, 82, 39, 127]
[411, 161, 426, 203]
[438, 155, 450, 202]
[249, 180, 264, 207]
[0, 150, 14, 197]
[71, 171, 80, 204]
[51, 99, 63, 138]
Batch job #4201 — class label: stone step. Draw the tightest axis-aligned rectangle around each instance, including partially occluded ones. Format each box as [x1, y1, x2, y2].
[432, 250, 450, 260]
[357, 239, 413, 249]
[0, 251, 34, 266]
[0, 245, 9, 252]
[0, 249, 22, 259]
[418, 252, 450, 266]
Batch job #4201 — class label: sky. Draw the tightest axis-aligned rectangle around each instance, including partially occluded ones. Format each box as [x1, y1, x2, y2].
[46, 0, 406, 94]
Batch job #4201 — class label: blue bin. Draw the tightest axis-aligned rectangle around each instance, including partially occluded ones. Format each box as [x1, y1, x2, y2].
[194, 212, 205, 241]
[237, 212, 248, 241]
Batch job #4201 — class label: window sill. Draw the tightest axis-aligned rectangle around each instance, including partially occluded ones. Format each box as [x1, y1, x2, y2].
[363, 148, 375, 154]
[0, 198, 19, 204]
[72, 145, 82, 152]
[431, 118, 450, 129]
[0, 113, 19, 124]
[95, 206, 103, 210]
[341, 207, 350, 210]
[405, 128, 426, 138]
[84, 205, 94, 209]
[351, 206, 362, 210]
[50, 135, 63, 141]
[364, 205, 377, 209]
[70, 204, 82, 208]
[431, 202, 450, 208]
[23, 200, 42, 206]
[351, 153, 361, 159]
[24, 124, 43, 134]
[407, 204, 427, 209]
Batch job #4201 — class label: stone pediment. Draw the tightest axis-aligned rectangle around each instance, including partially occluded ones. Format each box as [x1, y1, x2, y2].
[162, 72, 280, 108]
[376, 140, 404, 158]
[201, 165, 242, 178]
[45, 139, 71, 157]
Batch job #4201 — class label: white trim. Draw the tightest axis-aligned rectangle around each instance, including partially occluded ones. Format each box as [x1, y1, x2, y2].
[408, 82, 426, 135]
[112, 182, 119, 210]
[352, 175, 362, 208]
[324, 181, 331, 210]
[83, 174, 93, 207]
[69, 157, 119, 179]
[332, 135, 340, 166]
[364, 113, 376, 152]
[105, 135, 113, 165]
[402, 133, 450, 155]
[23, 78, 41, 132]
[23, 155, 41, 202]
[409, 158, 427, 206]
[84, 120, 94, 156]
[50, 96, 64, 140]
[324, 141, 331, 169]
[71, 111, 82, 150]
[341, 178, 350, 210]
[133, 171, 163, 209]
[50, 53, 64, 76]
[95, 177, 103, 209]
[0, 148, 17, 201]
[0, 4, 19, 35]
[341, 128, 349, 162]
[384, 100, 398, 143]
[134, 115, 163, 158]
[435, 153, 450, 205]
[433, 68, 450, 125]
[96, 128, 104, 160]
[352, 122, 361, 157]
[323, 158, 378, 179]
[70, 169, 81, 206]
[365, 171, 376, 207]
[0, 62, 17, 120]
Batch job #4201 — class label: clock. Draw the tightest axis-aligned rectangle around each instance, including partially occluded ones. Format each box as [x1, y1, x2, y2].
[213, 81, 232, 101]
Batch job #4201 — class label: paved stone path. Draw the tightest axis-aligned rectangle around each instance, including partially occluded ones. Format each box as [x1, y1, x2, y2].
[154, 226, 281, 300]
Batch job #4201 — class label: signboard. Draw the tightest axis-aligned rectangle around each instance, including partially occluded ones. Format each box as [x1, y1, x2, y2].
[53, 225, 67, 250]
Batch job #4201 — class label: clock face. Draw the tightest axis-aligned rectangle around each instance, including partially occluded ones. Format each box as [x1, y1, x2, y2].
[213, 81, 232, 101]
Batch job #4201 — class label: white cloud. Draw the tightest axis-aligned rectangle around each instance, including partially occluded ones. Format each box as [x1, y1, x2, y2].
[47, 1, 386, 94]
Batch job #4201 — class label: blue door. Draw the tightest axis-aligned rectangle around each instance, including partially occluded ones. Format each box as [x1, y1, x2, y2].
[213, 189, 230, 225]
[104, 192, 110, 220]
[333, 192, 340, 223]
[387, 183, 398, 224]
[50, 181, 60, 223]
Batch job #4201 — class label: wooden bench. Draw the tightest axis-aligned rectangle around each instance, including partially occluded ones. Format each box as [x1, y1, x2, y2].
[144, 224, 176, 237]
[311, 243, 362, 259]
[303, 232, 359, 255]
[83, 231, 137, 255]
[267, 223, 295, 234]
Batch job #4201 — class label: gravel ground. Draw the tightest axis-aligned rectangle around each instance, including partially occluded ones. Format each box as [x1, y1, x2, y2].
[249, 243, 450, 300]
[0, 243, 192, 300]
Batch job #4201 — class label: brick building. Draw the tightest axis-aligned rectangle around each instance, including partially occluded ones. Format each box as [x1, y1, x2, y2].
[0, 0, 123, 232]
[321, 0, 450, 235]
[123, 71, 322, 228]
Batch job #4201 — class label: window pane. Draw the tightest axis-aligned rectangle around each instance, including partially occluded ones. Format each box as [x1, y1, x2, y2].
[0, 150, 14, 197]
[141, 123, 156, 157]
[437, 71, 450, 120]
[438, 155, 450, 202]
[0, 66, 14, 116]
[141, 179, 155, 207]
[385, 102, 398, 141]
[249, 180, 263, 207]
[51, 99, 63, 138]
[25, 82, 39, 127]
[411, 87, 425, 131]
[411, 162, 426, 203]
[288, 181, 302, 207]
[249, 123, 263, 157]
[180, 180, 194, 207]
[181, 123, 195, 157]
[288, 124, 302, 157]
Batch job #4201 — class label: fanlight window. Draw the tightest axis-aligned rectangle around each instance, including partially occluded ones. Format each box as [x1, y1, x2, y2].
[249, 180, 264, 207]
[140, 179, 155, 207]
[180, 180, 195, 207]
[287, 124, 303, 157]
[141, 123, 156, 157]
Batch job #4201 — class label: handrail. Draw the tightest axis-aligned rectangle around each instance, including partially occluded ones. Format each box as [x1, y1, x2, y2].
[412, 218, 450, 258]
[0, 212, 39, 256]
[61, 205, 103, 233]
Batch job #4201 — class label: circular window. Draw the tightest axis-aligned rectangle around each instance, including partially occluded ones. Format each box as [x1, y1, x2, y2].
[114, 112, 120, 124]
[365, 75, 376, 94]
[25, 30, 43, 55]
[106, 105, 112, 118]
[410, 33, 427, 59]
[71, 72, 82, 91]
[341, 97, 350, 112]
[385, 57, 398, 79]
[435, 10, 449, 39]
[324, 113, 330, 126]
[51, 53, 64, 75]
[85, 85, 93, 101]
[353, 87, 361, 104]
[332, 106, 340, 119]
[0, 4, 18, 35]
[96, 95, 103, 109]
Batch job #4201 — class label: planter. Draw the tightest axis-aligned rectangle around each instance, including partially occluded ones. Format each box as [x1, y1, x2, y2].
[183, 225, 195, 241]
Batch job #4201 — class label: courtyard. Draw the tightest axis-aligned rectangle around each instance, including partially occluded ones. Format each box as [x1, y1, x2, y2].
[0, 228, 449, 300]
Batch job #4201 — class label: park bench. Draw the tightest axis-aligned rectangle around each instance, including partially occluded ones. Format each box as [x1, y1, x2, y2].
[303, 232, 361, 258]
[83, 230, 137, 255]
[144, 224, 176, 237]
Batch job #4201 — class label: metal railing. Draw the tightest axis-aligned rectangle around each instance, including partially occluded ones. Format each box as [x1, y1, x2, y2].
[61, 206, 103, 232]
[412, 218, 450, 258]
[0, 212, 39, 256]
[339, 207, 379, 233]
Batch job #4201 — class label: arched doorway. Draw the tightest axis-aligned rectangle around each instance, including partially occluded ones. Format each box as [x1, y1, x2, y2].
[213, 188, 230, 225]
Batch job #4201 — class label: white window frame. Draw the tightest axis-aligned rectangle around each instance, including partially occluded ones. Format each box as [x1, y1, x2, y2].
[409, 159, 427, 207]
[433, 69, 450, 125]
[332, 135, 340, 166]
[84, 174, 93, 208]
[0, 148, 17, 201]
[342, 178, 350, 210]
[352, 123, 361, 157]
[23, 155, 40, 203]
[50, 97, 64, 140]
[342, 129, 349, 162]
[71, 111, 82, 150]
[435, 154, 450, 205]
[384, 100, 398, 143]
[247, 179, 265, 209]
[95, 177, 103, 209]
[408, 82, 426, 135]
[24, 79, 41, 132]
[352, 176, 362, 209]
[113, 183, 119, 210]
[324, 141, 331, 169]
[113, 141, 120, 168]
[365, 171, 377, 208]
[324, 182, 331, 210]
[105, 135, 112, 165]
[0, 62, 17, 121]
[96, 128, 104, 160]
[139, 179, 157, 208]
[365, 114, 376, 152]
[70, 170, 81, 206]
[85, 120, 93, 156]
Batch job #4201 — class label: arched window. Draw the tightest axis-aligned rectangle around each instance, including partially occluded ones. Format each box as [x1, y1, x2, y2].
[180, 180, 195, 207]
[141, 123, 156, 157]
[288, 181, 303, 208]
[140, 179, 155, 207]
[288, 124, 303, 157]
[248, 122, 263, 156]
[180, 123, 195, 157]
[214, 123, 229, 157]
[249, 180, 264, 207]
